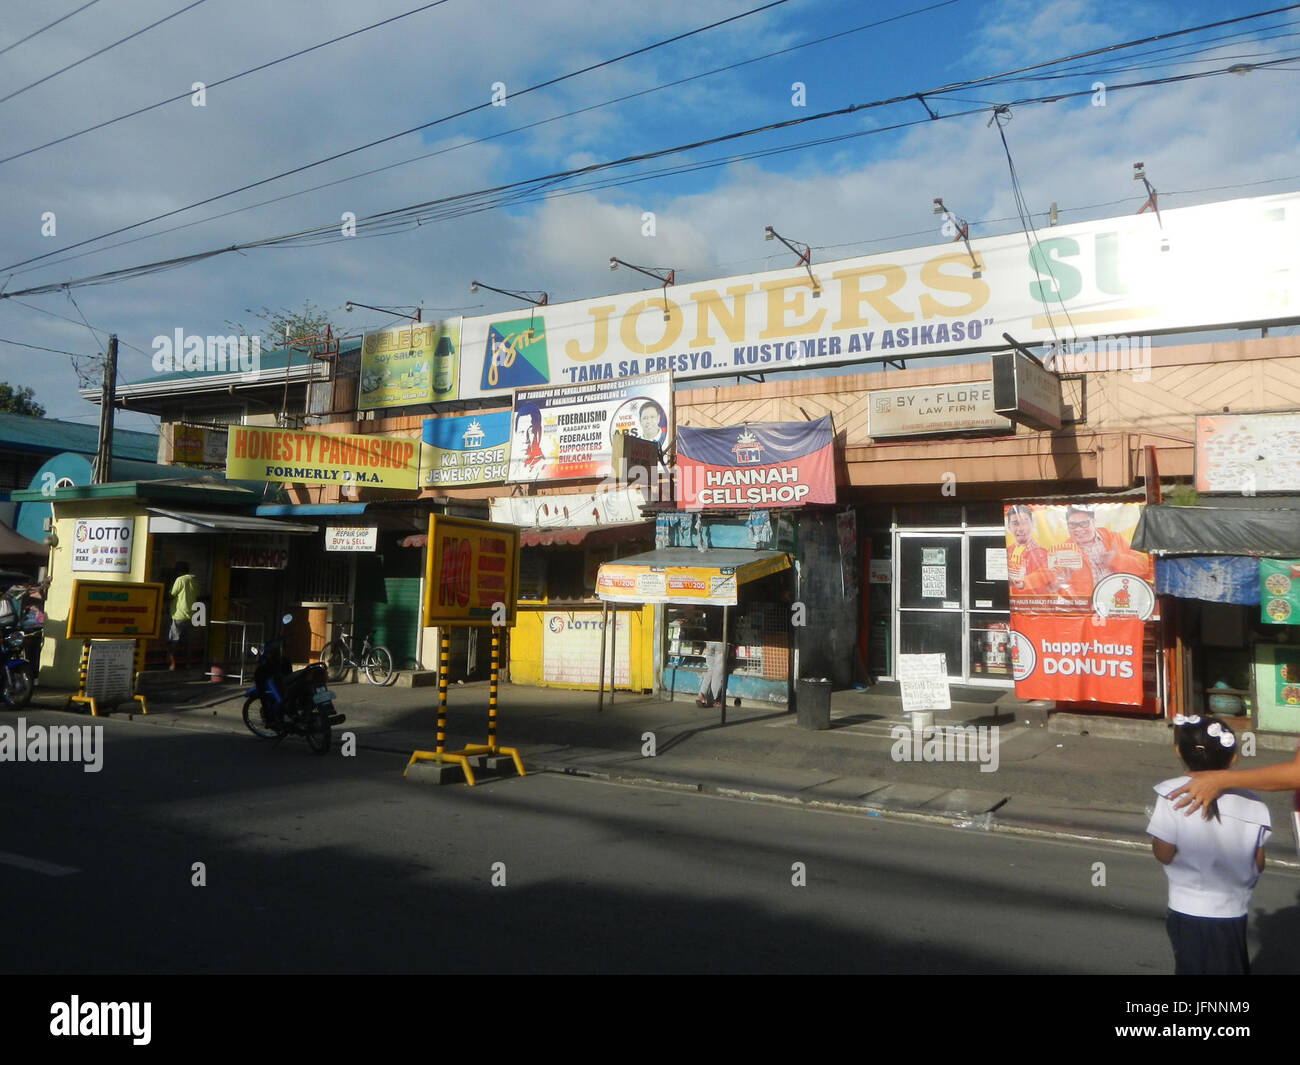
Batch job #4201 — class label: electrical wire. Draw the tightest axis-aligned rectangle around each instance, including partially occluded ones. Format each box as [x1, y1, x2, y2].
[0, 0, 102, 58]
[0, 0, 208, 107]
[0, 0, 976, 279]
[0, 337, 95, 358]
[7, 51, 1298, 301]
[7, 1, 1290, 281]
[0, 0, 455, 167]
[0, 0, 792, 276]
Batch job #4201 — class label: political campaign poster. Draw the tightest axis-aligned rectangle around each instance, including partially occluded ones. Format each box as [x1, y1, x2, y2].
[507, 371, 671, 484]
[1003, 501, 1154, 618]
[419, 412, 510, 488]
[359, 320, 460, 410]
[675, 416, 835, 510]
[1009, 614, 1144, 707]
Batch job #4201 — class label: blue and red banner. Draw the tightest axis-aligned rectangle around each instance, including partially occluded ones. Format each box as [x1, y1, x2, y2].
[676, 416, 835, 510]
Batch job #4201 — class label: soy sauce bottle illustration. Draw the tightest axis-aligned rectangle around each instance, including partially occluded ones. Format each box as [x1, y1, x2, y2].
[433, 334, 455, 395]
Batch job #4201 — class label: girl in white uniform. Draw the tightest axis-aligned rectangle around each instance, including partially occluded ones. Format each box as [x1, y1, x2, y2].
[1147, 715, 1270, 975]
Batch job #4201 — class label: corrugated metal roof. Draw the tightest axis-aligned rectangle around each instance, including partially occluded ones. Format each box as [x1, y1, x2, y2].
[120, 337, 361, 389]
[0, 412, 157, 460]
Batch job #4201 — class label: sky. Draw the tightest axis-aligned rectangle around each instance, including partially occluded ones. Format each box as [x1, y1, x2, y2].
[0, 0, 1297, 431]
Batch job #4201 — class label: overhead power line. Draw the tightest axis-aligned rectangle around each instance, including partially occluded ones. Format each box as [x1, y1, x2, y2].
[0, 0, 208, 107]
[5, 0, 1293, 282]
[0, 0, 454, 167]
[3, 0, 971, 280]
[0, 0, 103, 58]
[0, 0, 790, 275]
[0, 337, 97, 358]
[5, 51, 1296, 301]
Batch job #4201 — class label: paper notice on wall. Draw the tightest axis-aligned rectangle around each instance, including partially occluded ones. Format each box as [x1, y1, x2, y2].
[985, 547, 1008, 581]
[921, 566, 946, 597]
[899, 653, 951, 712]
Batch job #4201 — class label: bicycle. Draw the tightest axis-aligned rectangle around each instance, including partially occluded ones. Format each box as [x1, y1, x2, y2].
[318, 625, 394, 685]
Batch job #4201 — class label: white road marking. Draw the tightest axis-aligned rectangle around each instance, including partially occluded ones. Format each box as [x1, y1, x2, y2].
[0, 850, 80, 876]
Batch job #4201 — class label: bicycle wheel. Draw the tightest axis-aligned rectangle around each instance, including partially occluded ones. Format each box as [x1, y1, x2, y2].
[304, 708, 331, 754]
[319, 641, 348, 683]
[243, 695, 283, 739]
[363, 645, 393, 685]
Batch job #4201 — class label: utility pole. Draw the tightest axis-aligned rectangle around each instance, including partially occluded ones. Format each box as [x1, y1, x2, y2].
[92, 334, 117, 484]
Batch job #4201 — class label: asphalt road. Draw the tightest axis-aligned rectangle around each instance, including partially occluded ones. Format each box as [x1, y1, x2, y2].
[4, 708, 1300, 975]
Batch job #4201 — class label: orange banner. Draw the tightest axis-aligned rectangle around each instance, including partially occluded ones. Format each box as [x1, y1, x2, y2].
[1009, 614, 1144, 706]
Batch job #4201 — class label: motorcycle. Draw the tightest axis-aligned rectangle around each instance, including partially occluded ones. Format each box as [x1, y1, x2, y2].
[0, 626, 36, 709]
[242, 614, 345, 754]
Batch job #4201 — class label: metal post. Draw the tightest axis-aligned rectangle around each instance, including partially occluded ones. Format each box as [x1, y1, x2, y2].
[609, 604, 617, 708]
[436, 630, 449, 757]
[597, 601, 608, 713]
[720, 604, 729, 726]
[488, 626, 499, 753]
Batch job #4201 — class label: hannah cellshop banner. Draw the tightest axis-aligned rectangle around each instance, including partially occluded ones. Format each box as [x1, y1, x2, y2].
[676, 416, 835, 510]
[1009, 614, 1144, 707]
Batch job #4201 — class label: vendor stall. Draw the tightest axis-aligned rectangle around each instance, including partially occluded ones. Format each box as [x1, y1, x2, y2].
[595, 547, 793, 708]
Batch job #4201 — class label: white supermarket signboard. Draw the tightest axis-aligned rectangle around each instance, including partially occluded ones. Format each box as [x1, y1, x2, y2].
[455, 193, 1299, 399]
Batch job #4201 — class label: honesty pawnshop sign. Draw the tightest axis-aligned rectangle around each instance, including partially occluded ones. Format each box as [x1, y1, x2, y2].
[455, 193, 1300, 398]
[226, 426, 418, 489]
[676, 417, 835, 510]
[420, 412, 510, 488]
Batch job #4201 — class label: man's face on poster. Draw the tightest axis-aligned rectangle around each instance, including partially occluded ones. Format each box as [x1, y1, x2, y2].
[1067, 512, 1098, 546]
[638, 405, 661, 440]
[1007, 509, 1033, 544]
[515, 414, 537, 451]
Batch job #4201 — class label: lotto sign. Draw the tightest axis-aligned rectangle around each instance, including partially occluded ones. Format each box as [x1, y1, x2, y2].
[421, 515, 519, 628]
[72, 518, 134, 573]
[1009, 614, 1144, 707]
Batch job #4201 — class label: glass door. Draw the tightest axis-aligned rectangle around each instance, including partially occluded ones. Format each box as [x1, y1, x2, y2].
[896, 533, 963, 681]
[967, 529, 1012, 686]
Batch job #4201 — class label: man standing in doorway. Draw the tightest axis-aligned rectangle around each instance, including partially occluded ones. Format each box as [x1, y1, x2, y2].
[167, 561, 198, 670]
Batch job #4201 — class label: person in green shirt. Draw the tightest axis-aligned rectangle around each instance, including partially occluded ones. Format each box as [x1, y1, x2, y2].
[167, 562, 199, 670]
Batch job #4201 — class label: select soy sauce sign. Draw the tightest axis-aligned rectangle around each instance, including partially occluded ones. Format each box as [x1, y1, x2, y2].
[72, 518, 134, 573]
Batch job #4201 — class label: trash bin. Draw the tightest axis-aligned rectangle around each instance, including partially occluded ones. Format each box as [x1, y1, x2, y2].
[796, 677, 832, 730]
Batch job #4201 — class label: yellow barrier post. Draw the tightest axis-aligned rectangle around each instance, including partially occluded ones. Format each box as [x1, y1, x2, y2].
[458, 624, 526, 779]
[67, 639, 95, 716]
[405, 629, 477, 784]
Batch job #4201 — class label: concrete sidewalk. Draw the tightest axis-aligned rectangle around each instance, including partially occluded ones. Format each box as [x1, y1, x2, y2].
[30, 672, 1300, 862]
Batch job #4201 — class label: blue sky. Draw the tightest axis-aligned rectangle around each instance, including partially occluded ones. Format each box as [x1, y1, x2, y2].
[0, 0, 1296, 428]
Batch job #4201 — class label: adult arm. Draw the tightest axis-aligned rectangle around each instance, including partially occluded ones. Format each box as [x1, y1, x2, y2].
[1169, 751, 1300, 814]
[1257, 847, 1266, 873]
[1151, 837, 1176, 864]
